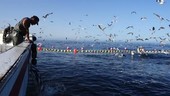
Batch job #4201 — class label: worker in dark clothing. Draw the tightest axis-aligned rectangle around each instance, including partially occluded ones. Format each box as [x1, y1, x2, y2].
[13, 15, 39, 45]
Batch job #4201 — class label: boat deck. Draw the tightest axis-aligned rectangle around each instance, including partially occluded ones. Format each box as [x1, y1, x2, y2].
[0, 44, 13, 53]
[0, 42, 30, 81]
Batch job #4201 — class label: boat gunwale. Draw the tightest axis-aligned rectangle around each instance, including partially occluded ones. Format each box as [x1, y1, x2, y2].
[0, 42, 31, 82]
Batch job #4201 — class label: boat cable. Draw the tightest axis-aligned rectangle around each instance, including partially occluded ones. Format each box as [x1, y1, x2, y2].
[38, 47, 170, 54]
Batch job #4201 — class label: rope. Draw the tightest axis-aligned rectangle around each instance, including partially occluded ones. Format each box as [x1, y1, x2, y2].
[38, 47, 170, 54]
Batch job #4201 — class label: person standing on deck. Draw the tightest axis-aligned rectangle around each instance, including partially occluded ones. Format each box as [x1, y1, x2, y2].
[13, 15, 39, 45]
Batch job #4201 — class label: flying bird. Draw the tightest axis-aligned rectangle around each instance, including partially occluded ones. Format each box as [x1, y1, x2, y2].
[156, 0, 165, 4]
[98, 24, 106, 31]
[159, 37, 166, 41]
[158, 26, 165, 30]
[145, 38, 149, 40]
[14, 19, 17, 22]
[140, 17, 147, 20]
[150, 27, 156, 34]
[131, 11, 137, 14]
[107, 21, 113, 27]
[136, 38, 144, 41]
[153, 13, 164, 21]
[127, 32, 134, 35]
[166, 33, 170, 37]
[126, 26, 134, 29]
[166, 19, 170, 22]
[42, 12, 53, 18]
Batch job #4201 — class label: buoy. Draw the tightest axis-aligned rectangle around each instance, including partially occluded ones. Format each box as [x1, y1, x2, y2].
[73, 48, 78, 54]
[67, 46, 70, 50]
[37, 46, 42, 51]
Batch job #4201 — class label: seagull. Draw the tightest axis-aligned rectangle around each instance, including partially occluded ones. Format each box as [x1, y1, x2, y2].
[158, 26, 165, 30]
[166, 19, 170, 22]
[84, 14, 88, 16]
[14, 19, 17, 22]
[159, 37, 166, 41]
[111, 16, 118, 23]
[140, 17, 147, 20]
[145, 38, 149, 40]
[107, 21, 113, 27]
[136, 38, 144, 41]
[127, 32, 134, 35]
[131, 11, 137, 14]
[42, 12, 53, 18]
[166, 33, 170, 37]
[150, 27, 155, 31]
[156, 0, 165, 4]
[126, 26, 134, 29]
[98, 24, 106, 31]
[153, 13, 164, 21]
[150, 27, 156, 34]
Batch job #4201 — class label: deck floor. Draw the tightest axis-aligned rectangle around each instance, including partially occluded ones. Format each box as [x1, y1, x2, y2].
[0, 44, 13, 53]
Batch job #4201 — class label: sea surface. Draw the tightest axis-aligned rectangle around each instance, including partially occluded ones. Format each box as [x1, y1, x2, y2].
[27, 40, 170, 96]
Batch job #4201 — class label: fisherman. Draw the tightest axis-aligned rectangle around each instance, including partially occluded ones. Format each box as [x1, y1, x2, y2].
[12, 15, 39, 45]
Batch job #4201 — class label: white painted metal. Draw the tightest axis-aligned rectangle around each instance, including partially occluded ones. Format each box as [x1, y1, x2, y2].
[0, 30, 33, 96]
[0, 42, 31, 96]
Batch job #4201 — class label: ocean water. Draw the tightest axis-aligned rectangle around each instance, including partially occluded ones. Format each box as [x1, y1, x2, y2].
[28, 40, 170, 96]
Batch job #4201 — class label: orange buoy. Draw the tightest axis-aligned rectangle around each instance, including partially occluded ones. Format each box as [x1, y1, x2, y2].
[37, 46, 42, 51]
[73, 48, 78, 54]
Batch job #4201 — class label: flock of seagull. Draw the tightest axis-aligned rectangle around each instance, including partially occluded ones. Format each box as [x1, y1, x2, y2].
[70, 11, 169, 45]
[66, 1, 168, 44]
[0, 0, 168, 46]
[38, 8, 169, 47]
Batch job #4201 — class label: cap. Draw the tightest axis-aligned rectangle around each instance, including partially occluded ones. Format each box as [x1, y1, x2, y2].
[32, 15, 39, 25]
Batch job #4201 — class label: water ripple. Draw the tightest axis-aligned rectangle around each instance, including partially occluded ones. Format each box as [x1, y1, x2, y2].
[28, 41, 170, 96]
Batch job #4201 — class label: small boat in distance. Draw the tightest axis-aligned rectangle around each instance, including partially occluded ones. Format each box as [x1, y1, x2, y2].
[0, 29, 37, 96]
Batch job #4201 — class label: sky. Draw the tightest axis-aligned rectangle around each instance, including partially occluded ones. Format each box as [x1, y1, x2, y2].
[0, 0, 170, 44]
